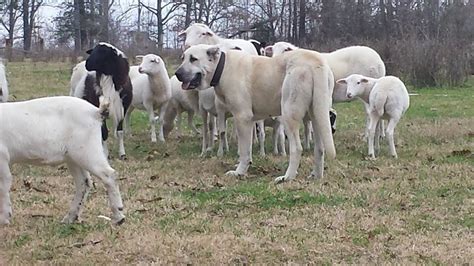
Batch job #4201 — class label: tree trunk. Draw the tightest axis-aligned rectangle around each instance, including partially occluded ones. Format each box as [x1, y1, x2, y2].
[184, 0, 192, 27]
[73, 0, 82, 54]
[22, 0, 31, 55]
[156, 0, 163, 51]
[298, 0, 305, 45]
[292, 0, 298, 43]
[100, 0, 109, 42]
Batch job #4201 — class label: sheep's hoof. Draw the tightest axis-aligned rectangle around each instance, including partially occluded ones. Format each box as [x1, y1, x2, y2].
[61, 214, 79, 224]
[274, 175, 294, 184]
[0, 219, 10, 226]
[307, 172, 322, 180]
[114, 217, 125, 226]
[119, 154, 127, 161]
[365, 155, 376, 161]
[225, 170, 244, 177]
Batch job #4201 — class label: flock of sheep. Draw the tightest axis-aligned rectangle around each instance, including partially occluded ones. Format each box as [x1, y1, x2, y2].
[0, 23, 410, 225]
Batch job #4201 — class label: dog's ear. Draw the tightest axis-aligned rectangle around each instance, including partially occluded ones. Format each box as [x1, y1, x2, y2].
[336, 78, 347, 84]
[361, 78, 369, 83]
[206, 46, 220, 60]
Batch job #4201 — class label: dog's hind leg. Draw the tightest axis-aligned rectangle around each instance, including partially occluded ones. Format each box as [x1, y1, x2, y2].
[275, 68, 312, 183]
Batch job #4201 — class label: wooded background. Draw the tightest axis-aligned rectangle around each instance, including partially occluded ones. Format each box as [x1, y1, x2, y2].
[1, 0, 473, 86]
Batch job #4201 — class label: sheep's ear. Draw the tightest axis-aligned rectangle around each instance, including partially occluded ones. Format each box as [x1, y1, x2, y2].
[361, 78, 369, 83]
[284, 47, 293, 52]
[336, 79, 347, 84]
[178, 30, 186, 38]
[204, 31, 213, 36]
[264, 46, 273, 55]
[206, 46, 220, 60]
[86, 49, 93, 54]
[135, 55, 144, 60]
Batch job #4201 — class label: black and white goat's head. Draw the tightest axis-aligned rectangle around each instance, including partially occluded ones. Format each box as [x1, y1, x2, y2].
[85, 42, 130, 86]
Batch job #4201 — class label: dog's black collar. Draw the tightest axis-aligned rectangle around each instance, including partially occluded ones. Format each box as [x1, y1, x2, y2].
[210, 52, 226, 87]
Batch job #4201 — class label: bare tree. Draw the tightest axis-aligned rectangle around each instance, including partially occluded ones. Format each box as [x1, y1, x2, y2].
[0, 0, 23, 60]
[22, 0, 43, 54]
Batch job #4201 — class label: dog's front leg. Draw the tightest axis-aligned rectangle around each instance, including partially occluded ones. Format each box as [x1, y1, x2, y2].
[225, 116, 253, 177]
[216, 101, 227, 158]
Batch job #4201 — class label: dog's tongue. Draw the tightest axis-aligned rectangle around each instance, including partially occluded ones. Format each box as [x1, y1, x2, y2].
[181, 81, 191, 90]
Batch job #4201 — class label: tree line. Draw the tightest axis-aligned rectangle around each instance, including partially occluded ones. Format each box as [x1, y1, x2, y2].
[1, 0, 473, 86]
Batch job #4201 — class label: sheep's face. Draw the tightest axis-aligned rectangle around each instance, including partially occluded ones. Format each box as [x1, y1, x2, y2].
[337, 74, 370, 99]
[136, 54, 164, 75]
[85, 43, 125, 75]
[175, 44, 221, 91]
[271, 42, 297, 57]
[178, 24, 219, 50]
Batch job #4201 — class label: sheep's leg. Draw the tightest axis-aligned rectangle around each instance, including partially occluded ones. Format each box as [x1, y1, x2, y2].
[62, 162, 92, 224]
[257, 120, 266, 156]
[374, 120, 381, 155]
[101, 121, 110, 158]
[386, 117, 400, 158]
[176, 111, 183, 138]
[379, 120, 386, 138]
[200, 111, 210, 156]
[124, 106, 134, 136]
[157, 103, 167, 142]
[272, 124, 279, 155]
[363, 102, 371, 140]
[308, 112, 325, 179]
[217, 113, 227, 158]
[188, 111, 200, 135]
[225, 115, 253, 177]
[0, 162, 13, 225]
[303, 116, 312, 150]
[277, 122, 287, 156]
[116, 121, 126, 160]
[88, 166, 125, 225]
[367, 113, 379, 160]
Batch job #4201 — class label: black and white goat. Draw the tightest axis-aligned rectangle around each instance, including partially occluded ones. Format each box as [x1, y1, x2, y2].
[72, 42, 133, 159]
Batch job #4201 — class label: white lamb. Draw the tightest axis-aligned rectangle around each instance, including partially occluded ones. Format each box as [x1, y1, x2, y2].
[125, 54, 172, 143]
[270, 41, 387, 140]
[162, 75, 200, 138]
[0, 60, 8, 103]
[69, 61, 85, 96]
[336, 74, 410, 159]
[0, 96, 125, 225]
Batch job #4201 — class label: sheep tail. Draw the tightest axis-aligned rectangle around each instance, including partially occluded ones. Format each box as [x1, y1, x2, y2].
[98, 96, 110, 120]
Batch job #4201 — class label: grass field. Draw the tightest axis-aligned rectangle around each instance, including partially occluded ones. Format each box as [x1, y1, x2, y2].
[0, 61, 473, 264]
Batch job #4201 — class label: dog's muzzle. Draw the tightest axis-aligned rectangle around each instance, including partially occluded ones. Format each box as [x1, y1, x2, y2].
[176, 68, 202, 90]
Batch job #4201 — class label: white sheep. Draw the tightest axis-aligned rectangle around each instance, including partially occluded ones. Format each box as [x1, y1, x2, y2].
[0, 96, 125, 225]
[270, 41, 386, 140]
[0, 60, 8, 103]
[69, 61, 85, 96]
[125, 54, 172, 143]
[162, 75, 200, 138]
[336, 74, 410, 159]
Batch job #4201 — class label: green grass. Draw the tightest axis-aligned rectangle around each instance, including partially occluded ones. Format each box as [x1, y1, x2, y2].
[0, 61, 473, 264]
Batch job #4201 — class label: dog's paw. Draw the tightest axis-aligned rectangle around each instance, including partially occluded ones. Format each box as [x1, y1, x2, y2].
[225, 170, 243, 177]
[274, 175, 294, 184]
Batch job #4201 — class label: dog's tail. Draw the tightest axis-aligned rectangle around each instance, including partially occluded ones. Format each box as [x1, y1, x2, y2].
[311, 62, 336, 159]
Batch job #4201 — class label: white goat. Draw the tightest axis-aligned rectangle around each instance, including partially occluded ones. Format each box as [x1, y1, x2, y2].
[179, 23, 267, 157]
[125, 54, 171, 143]
[0, 96, 125, 225]
[0, 60, 8, 103]
[337, 75, 410, 159]
[162, 75, 200, 138]
[270, 41, 386, 141]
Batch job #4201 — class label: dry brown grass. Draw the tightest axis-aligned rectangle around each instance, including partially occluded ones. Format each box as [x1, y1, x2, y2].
[0, 62, 472, 264]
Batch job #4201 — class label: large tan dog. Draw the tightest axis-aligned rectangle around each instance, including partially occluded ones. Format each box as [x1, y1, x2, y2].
[175, 44, 336, 182]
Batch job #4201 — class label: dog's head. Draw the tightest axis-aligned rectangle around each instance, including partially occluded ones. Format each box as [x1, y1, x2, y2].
[175, 44, 222, 91]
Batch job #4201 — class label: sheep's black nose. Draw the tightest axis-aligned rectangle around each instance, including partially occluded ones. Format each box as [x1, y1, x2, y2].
[175, 68, 185, 82]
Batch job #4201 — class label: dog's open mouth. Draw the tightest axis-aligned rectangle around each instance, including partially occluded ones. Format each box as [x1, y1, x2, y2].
[181, 73, 202, 90]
